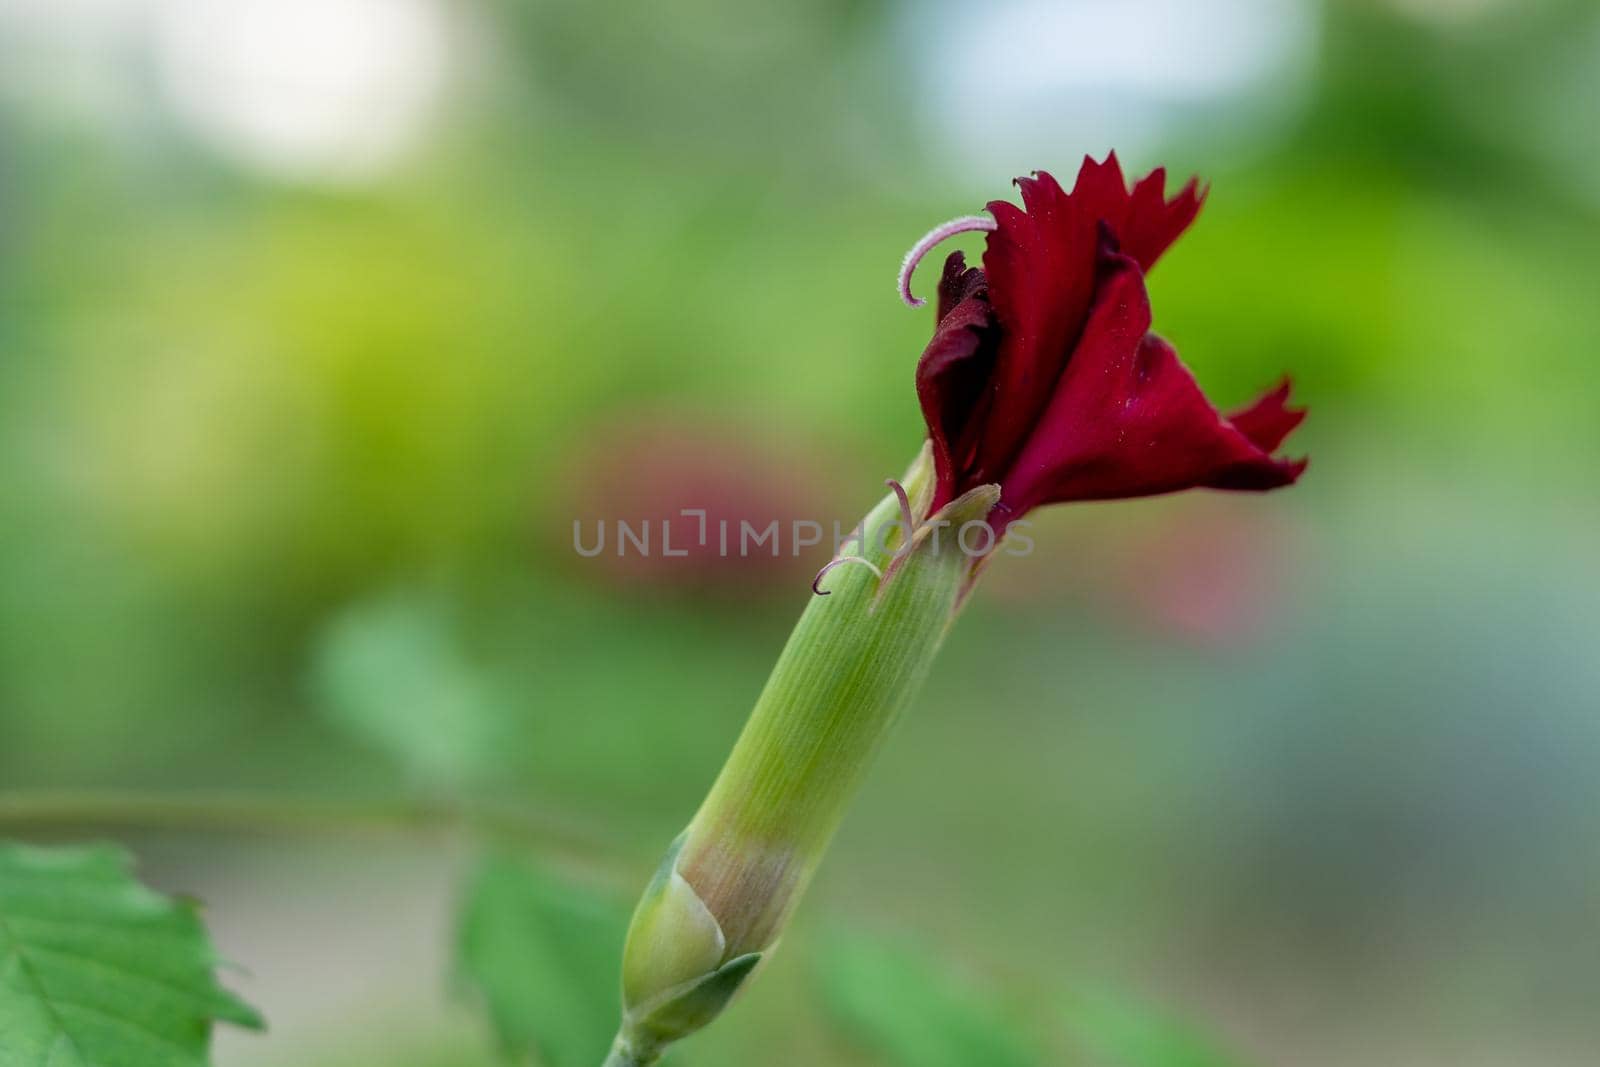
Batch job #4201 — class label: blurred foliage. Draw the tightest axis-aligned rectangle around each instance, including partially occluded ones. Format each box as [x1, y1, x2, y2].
[813, 933, 1043, 1067]
[1065, 991, 1252, 1067]
[312, 589, 514, 787]
[456, 855, 626, 1067]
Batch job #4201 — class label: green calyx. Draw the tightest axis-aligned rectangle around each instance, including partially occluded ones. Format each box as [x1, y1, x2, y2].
[606, 445, 1001, 1065]
[613, 837, 764, 1064]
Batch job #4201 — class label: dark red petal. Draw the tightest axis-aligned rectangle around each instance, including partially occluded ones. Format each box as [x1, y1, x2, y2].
[1072, 153, 1129, 218]
[1226, 379, 1306, 453]
[997, 253, 1305, 514]
[934, 249, 987, 323]
[977, 172, 1100, 484]
[1119, 167, 1206, 272]
[974, 157, 1208, 488]
[1059, 155, 1206, 272]
[916, 253, 998, 509]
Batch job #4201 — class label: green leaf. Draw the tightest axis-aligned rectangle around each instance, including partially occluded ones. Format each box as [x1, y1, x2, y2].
[1065, 990, 1253, 1067]
[812, 932, 1041, 1067]
[311, 590, 511, 787]
[455, 855, 627, 1067]
[0, 841, 263, 1067]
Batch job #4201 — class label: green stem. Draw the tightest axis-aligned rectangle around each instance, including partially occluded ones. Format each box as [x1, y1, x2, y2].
[677, 485, 966, 953]
[609, 448, 1002, 1063]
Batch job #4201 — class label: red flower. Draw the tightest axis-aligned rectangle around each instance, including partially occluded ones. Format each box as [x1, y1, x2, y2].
[903, 154, 1306, 526]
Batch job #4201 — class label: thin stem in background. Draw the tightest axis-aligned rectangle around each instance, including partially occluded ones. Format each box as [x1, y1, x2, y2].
[0, 789, 628, 879]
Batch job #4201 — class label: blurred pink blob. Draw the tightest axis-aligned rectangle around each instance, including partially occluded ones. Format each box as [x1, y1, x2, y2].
[551, 413, 838, 598]
[985, 498, 1304, 647]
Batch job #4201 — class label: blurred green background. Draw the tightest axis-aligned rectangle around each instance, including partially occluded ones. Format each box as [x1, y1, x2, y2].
[2, 0, 1598, 1064]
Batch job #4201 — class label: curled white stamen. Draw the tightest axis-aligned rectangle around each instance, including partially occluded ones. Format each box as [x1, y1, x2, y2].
[886, 478, 916, 543]
[811, 555, 884, 596]
[897, 214, 996, 308]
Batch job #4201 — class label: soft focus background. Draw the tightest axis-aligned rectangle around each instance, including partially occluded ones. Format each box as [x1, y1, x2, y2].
[2, 0, 1598, 1065]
